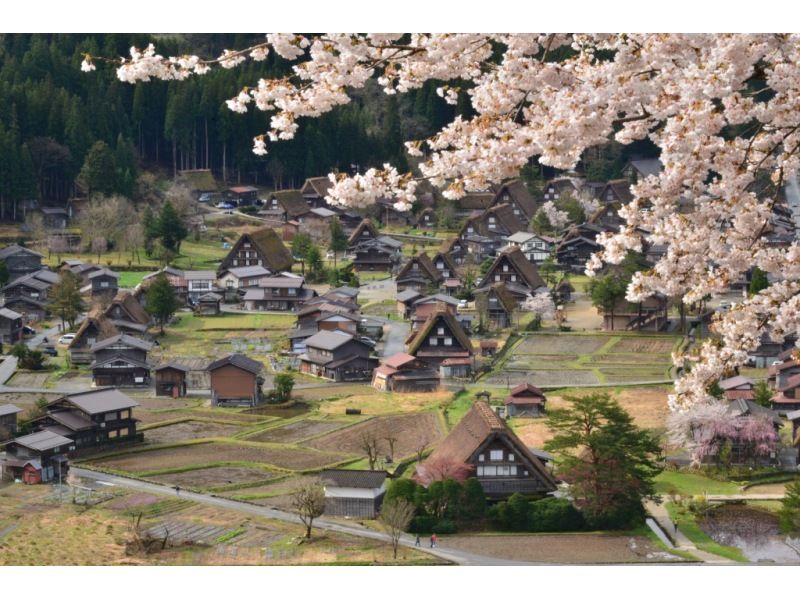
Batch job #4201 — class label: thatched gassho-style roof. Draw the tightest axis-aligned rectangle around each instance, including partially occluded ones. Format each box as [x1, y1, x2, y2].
[407, 309, 473, 356]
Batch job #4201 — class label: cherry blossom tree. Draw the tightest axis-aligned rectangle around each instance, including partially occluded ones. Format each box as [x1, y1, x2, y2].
[520, 289, 556, 321]
[82, 34, 800, 411]
[414, 457, 474, 485]
[537, 201, 570, 230]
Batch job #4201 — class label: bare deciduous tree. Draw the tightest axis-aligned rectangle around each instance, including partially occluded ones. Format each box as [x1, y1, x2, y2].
[48, 235, 69, 263]
[291, 481, 326, 540]
[414, 440, 429, 464]
[384, 433, 398, 463]
[378, 499, 416, 559]
[25, 212, 46, 253]
[360, 431, 381, 470]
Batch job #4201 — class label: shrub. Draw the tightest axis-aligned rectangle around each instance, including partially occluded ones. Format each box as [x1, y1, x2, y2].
[527, 498, 585, 532]
[432, 519, 457, 534]
[409, 515, 437, 534]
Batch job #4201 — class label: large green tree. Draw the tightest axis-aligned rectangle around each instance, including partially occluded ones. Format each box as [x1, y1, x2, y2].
[545, 393, 662, 529]
[156, 201, 188, 253]
[779, 479, 800, 534]
[78, 140, 118, 196]
[329, 217, 347, 269]
[145, 273, 179, 334]
[47, 270, 85, 331]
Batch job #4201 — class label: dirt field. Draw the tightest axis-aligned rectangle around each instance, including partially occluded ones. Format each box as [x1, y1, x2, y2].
[91, 442, 352, 473]
[484, 370, 600, 386]
[246, 419, 347, 443]
[305, 412, 445, 459]
[441, 533, 681, 563]
[513, 386, 671, 448]
[610, 337, 678, 354]
[7, 372, 50, 387]
[148, 466, 276, 489]
[317, 389, 453, 417]
[143, 421, 246, 444]
[515, 335, 610, 354]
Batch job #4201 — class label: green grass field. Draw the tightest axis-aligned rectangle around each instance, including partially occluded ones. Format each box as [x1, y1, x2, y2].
[654, 471, 742, 496]
[664, 502, 748, 562]
[171, 312, 296, 331]
[116, 271, 148, 288]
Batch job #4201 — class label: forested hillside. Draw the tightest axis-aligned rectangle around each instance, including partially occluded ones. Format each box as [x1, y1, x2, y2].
[0, 33, 473, 220]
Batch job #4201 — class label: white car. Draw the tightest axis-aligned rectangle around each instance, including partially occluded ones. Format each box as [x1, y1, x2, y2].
[58, 333, 75, 345]
[458, 299, 468, 308]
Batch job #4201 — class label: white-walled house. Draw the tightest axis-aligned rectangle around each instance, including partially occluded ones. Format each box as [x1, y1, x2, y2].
[505, 232, 555, 263]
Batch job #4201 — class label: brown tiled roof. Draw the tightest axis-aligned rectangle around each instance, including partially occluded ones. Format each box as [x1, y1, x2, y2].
[425, 401, 556, 489]
[407, 309, 473, 356]
[207, 353, 264, 375]
[384, 353, 416, 368]
[396, 252, 442, 285]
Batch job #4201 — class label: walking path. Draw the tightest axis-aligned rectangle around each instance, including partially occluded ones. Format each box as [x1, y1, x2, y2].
[72, 467, 535, 566]
[645, 500, 736, 564]
[0, 356, 19, 386]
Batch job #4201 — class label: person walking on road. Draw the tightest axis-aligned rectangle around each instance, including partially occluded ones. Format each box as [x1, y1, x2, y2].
[415, 534, 421, 547]
[430, 533, 438, 548]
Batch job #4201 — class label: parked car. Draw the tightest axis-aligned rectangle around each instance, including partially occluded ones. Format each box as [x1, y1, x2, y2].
[22, 325, 36, 336]
[58, 333, 75, 345]
[198, 193, 213, 203]
[458, 299, 468, 308]
[42, 345, 58, 357]
[216, 202, 235, 210]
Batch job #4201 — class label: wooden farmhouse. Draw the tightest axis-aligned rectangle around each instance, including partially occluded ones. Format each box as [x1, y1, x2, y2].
[455, 192, 494, 220]
[350, 236, 403, 272]
[320, 469, 388, 519]
[504, 383, 547, 417]
[299, 330, 378, 381]
[395, 252, 442, 294]
[0, 244, 43, 281]
[347, 219, 380, 251]
[300, 176, 334, 209]
[423, 401, 556, 499]
[40, 206, 69, 229]
[105, 291, 152, 335]
[242, 275, 315, 311]
[0, 404, 22, 440]
[478, 246, 546, 294]
[372, 352, 440, 393]
[225, 185, 259, 206]
[155, 363, 190, 397]
[1, 270, 58, 321]
[218, 265, 272, 298]
[0, 430, 73, 484]
[208, 354, 265, 408]
[555, 223, 608, 272]
[263, 190, 310, 222]
[194, 292, 223, 315]
[491, 179, 538, 225]
[505, 231, 555, 264]
[83, 268, 119, 299]
[622, 158, 662, 183]
[542, 177, 582, 203]
[597, 179, 634, 204]
[31, 389, 139, 449]
[718, 375, 755, 401]
[219, 228, 293, 274]
[406, 309, 474, 377]
[0, 307, 23, 344]
[396, 289, 422, 319]
[474, 283, 518, 329]
[89, 334, 153, 387]
[416, 207, 437, 228]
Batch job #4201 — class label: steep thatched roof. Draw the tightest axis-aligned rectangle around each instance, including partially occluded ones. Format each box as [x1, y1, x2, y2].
[474, 282, 518, 314]
[480, 246, 545, 290]
[301, 177, 333, 198]
[493, 179, 537, 220]
[396, 252, 441, 285]
[407, 309, 473, 356]
[348, 219, 379, 246]
[457, 192, 494, 211]
[269, 190, 310, 218]
[425, 401, 556, 489]
[248, 227, 294, 272]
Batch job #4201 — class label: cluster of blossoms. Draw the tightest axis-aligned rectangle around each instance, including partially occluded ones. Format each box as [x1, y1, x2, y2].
[538, 200, 570, 230]
[577, 195, 600, 219]
[86, 33, 800, 413]
[666, 400, 779, 465]
[520, 289, 556, 321]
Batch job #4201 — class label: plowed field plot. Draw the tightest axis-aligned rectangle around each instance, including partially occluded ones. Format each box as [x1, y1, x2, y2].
[589, 353, 670, 365]
[599, 368, 670, 383]
[441, 534, 682, 563]
[149, 466, 275, 488]
[92, 442, 350, 473]
[515, 335, 609, 355]
[8, 372, 49, 387]
[484, 370, 599, 386]
[609, 337, 677, 354]
[506, 357, 575, 370]
[305, 412, 444, 459]
[144, 421, 245, 444]
[246, 420, 346, 443]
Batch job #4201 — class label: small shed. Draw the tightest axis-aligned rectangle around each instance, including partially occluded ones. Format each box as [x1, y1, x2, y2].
[480, 340, 499, 357]
[155, 363, 190, 397]
[0, 404, 23, 439]
[195, 292, 223, 316]
[504, 383, 547, 417]
[208, 354, 265, 407]
[226, 186, 259, 206]
[320, 469, 388, 519]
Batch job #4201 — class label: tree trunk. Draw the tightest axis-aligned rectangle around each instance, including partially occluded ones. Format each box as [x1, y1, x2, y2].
[204, 118, 209, 169]
[172, 140, 177, 177]
[222, 142, 227, 183]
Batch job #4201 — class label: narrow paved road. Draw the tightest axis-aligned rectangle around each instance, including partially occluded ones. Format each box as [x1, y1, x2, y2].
[645, 500, 736, 564]
[72, 467, 535, 566]
[377, 317, 410, 358]
[0, 356, 18, 385]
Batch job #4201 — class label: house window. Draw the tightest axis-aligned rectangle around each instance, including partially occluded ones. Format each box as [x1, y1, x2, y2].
[437, 327, 444, 335]
[490, 449, 503, 461]
[226, 279, 234, 288]
[443, 270, 450, 277]
[503, 264, 509, 272]
[478, 454, 485, 462]
[508, 453, 515, 462]
[494, 275, 500, 282]
[288, 288, 297, 296]
[429, 337, 438, 346]
[511, 274, 517, 282]
[513, 208, 520, 215]
[244, 243, 251, 248]
[607, 190, 614, 200]
[489, 217, 496, 223]
[412, 263, 418, 270]
[467, 227, 474, 233]
[233, 259, 239, 266]
[100, 281, 109, 288]
[443, 337, 452, 346]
